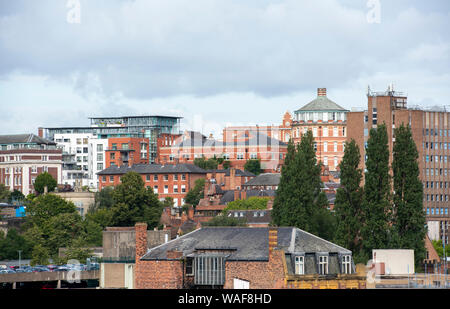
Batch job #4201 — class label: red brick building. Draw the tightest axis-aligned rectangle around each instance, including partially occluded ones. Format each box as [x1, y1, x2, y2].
[347, 85, 450, 245]
[134, 224, 366, 289]
[97, 163, 207, 207]
[157, 130, 288, 173]
[105, 137, 150, 168]
[0, 134, 62, 195]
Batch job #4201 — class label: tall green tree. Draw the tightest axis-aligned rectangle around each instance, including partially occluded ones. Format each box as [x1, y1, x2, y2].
[272, 131, 330, 238]
[110, 172, 163, 228]
[391, 124, 426, 267]
[333, 139, 365, 262]
[33, 172, 57, 194]
[361, 123, 393, 257]
[244, 159, 262, 175]
[0, 229, 33, 260]
[184, 178, 206, 208]
[0, 184, 11, 203]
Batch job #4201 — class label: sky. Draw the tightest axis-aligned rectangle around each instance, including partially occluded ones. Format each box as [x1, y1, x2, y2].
[0, 0, 449, 138]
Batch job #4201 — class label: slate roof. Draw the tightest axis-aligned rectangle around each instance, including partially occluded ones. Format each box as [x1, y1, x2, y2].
[141, 227, 351, 261]
[295, 95, 348, 112]
[226, 209, 272, 225]
[243, 173, 281, 187]
[0, 134, 56, 145]
[174, 131, 287, 148]
[206, 169, 255, 177]
[219, 189, 276, 204]
[97, 163, 207, 175]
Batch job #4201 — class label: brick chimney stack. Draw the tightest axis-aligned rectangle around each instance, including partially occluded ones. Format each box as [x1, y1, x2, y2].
[135, 222, 148, 263]
[187, 205, 194, 220]
[38, 127, 44, 138]
[268, 227, 278, 254]
[317, 88, 327, 97]
[230, 167, 236, 189]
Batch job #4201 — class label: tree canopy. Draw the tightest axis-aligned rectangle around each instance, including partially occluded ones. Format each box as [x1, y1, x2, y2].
[34, 172, 57, 194]
[244, 159, 262, 175]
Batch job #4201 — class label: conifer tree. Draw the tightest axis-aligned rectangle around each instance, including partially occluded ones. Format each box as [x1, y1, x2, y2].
[272, 131, 330, 237]
[361, 123, 393, 258]
[334, 139, 365, 261]
[392, 124, 426, 267]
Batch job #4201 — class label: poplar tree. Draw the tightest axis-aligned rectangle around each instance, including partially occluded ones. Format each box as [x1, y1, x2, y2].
[272, 131, 330, 237]
[391, 124, 426, 267]
[361, 123, 393, 258]
[334, 139, 365, 261]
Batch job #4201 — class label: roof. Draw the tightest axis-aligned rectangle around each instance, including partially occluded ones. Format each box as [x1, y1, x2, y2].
[174, 131, 287, 148]
[206, 168, 255, 177]
[219, 189, 276, 204]
[243, 173, 280, 186]
[97, 163, 207, 175]
[0, 134, 56, 145]
[141, 227, 351, 261]
[226, 209, 272, 225]
[295, 95, 348, 112]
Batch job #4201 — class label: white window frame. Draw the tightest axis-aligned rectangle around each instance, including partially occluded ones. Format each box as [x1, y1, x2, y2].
[342, 255, 351, 274]
[295, 256, 304, 275]
[319, 256, 328, 275]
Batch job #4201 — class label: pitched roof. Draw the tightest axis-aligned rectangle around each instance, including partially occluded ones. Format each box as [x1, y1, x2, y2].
[243, 173, 280, 186]
[97, 163, 207, 175]
[226, 209, 272, 225]
[295, 96, 348, 112]
[0, 134, 56, 145]
[206, 168, 255, 177]
[141, 227, 351, 261]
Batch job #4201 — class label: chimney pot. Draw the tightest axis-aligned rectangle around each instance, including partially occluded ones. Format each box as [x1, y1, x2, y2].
[317, 88, 327, 97]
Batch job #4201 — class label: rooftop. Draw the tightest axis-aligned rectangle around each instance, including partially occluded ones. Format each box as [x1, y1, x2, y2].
[0, 134, 56, 146]
[97, 163, 208, 175]
[141, 227, 351, 261]
[296, 88, 348, 113]
[243, 173, 281, 186]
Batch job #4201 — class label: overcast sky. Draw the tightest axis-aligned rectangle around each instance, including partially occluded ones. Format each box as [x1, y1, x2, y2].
[1, 0, 449, 138]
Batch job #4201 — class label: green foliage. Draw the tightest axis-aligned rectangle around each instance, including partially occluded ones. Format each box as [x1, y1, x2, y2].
[391, 124, 426, 267]
[244, 159, 262, 175]
[184, 178, 206, 207]
[91, 186, 115, 212]
[193, 157, 219, 170]
[333, 139, 365, 259]
[109, 172, 163, 228]
[33, 172, 57, 194]
[30, 244, 50, 266]
[222, 161, 231, 169]
[0, 184, 11, 203]
[272, 131, 330, 239]
[432, 240, 450, 258]
[61, 238, 93, 264]
[26, 194, 77, 227]
[223, 196, 270, 214]
[203, 215, 247, 227]
[162, 197, 175, 208]
[0, 229, 33, 260]
[10, 190, 25, 203]
[361, 124, 393, 256]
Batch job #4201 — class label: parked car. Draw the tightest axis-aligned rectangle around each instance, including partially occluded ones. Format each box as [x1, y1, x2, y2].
[0, 269, 16, 274]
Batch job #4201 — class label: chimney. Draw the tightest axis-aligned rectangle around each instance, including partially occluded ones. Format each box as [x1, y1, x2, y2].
[38, 127, 44, 138]
[230, 168, 236, 189]
[167, 250, 183, 259]
[241, 190, 247, 200]
[317, 88, 327, 97]
[188, 205, 194, 220]
[181, 211, 188, 223]
[268, 227, 278, 254]
[234, 190, 240, 201]
[267, 199, 274, 210]
[135, 222, 148, 263]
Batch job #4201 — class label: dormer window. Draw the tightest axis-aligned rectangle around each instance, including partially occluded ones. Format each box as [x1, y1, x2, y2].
[294, 256, 304, 275]
[319, 255, 328, 275]
[342, 255, 352, 274]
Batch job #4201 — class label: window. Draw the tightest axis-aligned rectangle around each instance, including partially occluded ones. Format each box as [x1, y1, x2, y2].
[43, 166, 48, 172]
[334, 142, 338, 152]
[110, 153, 116, 160]
[164, 185, 169, 194]
[154, 186, 158, 194]
[164, 174, 169, 181]
[181, 185, 186, 193]
[97, 163, 103, 171]
[154, 174, 158, 181]
[110, 176, 114, 182]
[342, 255, 351, 274]
[250, 153, 257, 159]
[323, 142, 328, 152]
[181, 174, 186, 181]
[97, 144, 103, 152]
[319, 256, 328, 275]
[83, 147, 88, 153]
[97, 153, 103, 161]
[102, 176, 106, 182]
[174, 185, 178, 193]
[112, 143, 117, 150]
[294, 256, 304, 275]
[174, 174, 178, 181]
[42, 155, 48, 161]
[186, 258, 194, 276]
[146, 175, 150, 181]
[31, 166, 37, 173]
[324, 157, 328, 166]
[323, 127, 328, 137]
[237, 153, 244, 160]
[333, 127, 338, 137]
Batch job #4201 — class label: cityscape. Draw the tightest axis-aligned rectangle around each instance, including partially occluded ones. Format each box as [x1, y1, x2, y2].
[0, 0, 449, 296]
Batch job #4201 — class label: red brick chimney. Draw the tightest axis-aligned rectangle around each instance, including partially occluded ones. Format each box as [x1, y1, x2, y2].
[233, 190, 240, 201]
[230, 168, 236, 189]
[135, 222, 148, 263]
[187, 205, 194, 220]
[38, 127, 44, 138]
[268, 227, 278, 254]
[241, 190, 247, 200]
[317, 88, 327, 97]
